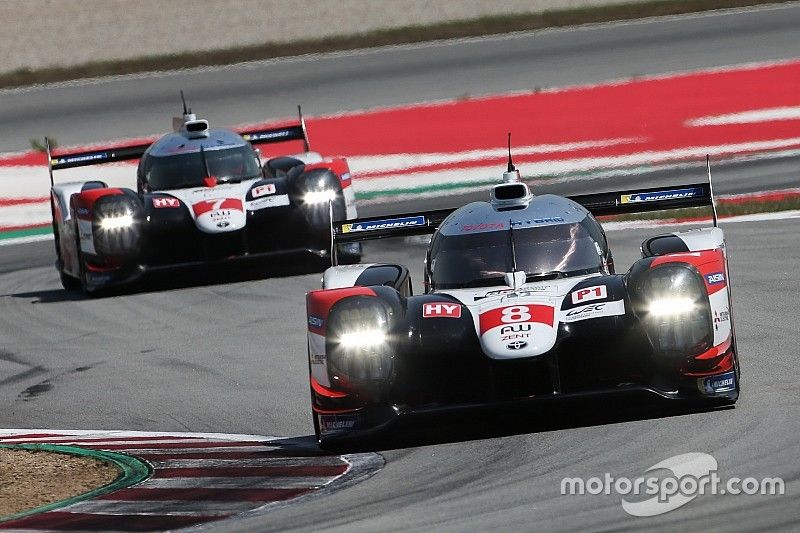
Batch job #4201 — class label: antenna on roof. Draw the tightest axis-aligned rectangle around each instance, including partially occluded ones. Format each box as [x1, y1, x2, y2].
[502, 132, 521, 183]
[200, 145, 211, 177]
[706, 154, 719, 227]
[298, 105, 310, 152]
[507, 132, 515, 172]
[181, 90, 188, 115]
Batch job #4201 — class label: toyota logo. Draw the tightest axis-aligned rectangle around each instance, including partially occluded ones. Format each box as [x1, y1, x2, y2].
[506, 340, 528, 350]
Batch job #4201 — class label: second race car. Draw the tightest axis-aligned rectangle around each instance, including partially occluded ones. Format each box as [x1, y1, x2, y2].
[48, 102, 360, 293]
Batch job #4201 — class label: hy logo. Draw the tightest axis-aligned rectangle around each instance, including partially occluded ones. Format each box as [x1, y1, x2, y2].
[506, 340, 528, 350]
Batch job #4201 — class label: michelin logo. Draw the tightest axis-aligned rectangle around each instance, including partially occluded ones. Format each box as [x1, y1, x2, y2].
[621, 188, 703, 204]
[52, 152, 108, 165]
[342, 215, 426, 233]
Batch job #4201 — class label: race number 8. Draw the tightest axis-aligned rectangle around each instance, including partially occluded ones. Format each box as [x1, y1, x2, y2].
[501, 306, 531, 323]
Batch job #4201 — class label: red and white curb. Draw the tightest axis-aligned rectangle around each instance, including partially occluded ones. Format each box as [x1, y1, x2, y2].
[0, 429, 382, 531]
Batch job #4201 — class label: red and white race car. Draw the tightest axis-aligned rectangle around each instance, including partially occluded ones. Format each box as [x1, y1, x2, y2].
[48, 105, 360, 293]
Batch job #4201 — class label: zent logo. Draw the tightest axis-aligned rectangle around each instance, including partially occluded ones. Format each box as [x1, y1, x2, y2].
[423, 303, 461, 318]
[152, 197, 180, 208]
[706, 272, 725, 284]
[571, 285, 607, 304]
[252, 184, 276, 198]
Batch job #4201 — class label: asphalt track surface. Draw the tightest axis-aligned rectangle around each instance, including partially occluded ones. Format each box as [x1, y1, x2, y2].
[1, 4, 799, 531]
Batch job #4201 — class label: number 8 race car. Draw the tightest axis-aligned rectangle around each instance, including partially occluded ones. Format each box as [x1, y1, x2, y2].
[305, 156, 739, 447]
[48, 103, 360, 293]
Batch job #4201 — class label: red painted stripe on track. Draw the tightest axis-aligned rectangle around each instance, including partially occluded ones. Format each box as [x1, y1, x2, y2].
[153, 465, 349, 477]
[0, 512, 223, 531]
[0, 197, 49, 207]
[98, 487, 311, 502]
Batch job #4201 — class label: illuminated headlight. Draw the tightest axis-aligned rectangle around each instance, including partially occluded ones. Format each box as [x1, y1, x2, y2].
[339, 329, 386, 348]
[304, 189, 337, 205]
[638, 265, 712, 357]
[648, 297, 696, 317]
[327, 296, 393, 382]
[99, 213, 134, 230]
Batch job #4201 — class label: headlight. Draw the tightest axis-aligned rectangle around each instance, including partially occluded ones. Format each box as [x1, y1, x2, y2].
[93, 194, 140, 256]
[647, 297, 695, 316]
[99, 213, 134, 230]
[638, 265, 712, 357]
[304, 188, 337, 205]
[339, 329, 387, 348]
[327, 296, 393, 383]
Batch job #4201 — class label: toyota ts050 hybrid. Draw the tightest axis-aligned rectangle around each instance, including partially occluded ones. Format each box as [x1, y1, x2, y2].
[305, 155, 738, 446]
[47, 102, 360, 293]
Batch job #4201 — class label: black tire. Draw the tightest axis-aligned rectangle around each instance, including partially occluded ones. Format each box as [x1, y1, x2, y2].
[59, 269, 81, 291]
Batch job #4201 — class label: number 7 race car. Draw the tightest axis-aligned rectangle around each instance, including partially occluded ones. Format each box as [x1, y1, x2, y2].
[305, 156, 739, 447]
[48, 104, 360, 293]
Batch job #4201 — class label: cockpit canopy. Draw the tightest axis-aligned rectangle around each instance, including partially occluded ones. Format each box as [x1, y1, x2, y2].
[138, 129, 261, 191]
[428, 195, 609, 290]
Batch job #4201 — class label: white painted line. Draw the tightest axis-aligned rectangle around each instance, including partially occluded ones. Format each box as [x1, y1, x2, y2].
[0, 429, 282, 442]
[137, 476, 336, 489]
[602, 209, 800, 231]
[346, 137, 643, 174]
[115, 446, 281, 454]
[687, 105, 800, 126]
[0, 438, 214, 446]
[61, 500, 256, 516]
[0, 233, 53, 246]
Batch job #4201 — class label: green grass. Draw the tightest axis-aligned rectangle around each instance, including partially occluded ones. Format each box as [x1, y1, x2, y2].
[0, 0, 791, 89]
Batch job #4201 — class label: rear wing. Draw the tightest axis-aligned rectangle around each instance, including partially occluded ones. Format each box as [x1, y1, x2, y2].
[45, 106, 312, 184]
[329, 179, 719, 263]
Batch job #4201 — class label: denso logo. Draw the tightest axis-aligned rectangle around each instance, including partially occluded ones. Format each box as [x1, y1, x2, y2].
[462, 222, 505, 232]
[423, 303, 461, 318]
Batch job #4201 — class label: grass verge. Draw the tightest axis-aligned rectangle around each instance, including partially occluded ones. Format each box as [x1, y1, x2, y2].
[0, 0, 792, 89]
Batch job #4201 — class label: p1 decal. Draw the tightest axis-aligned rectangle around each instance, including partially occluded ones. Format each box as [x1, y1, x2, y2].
[152, 197, 180, 208]
[422, 302, 462, 318]
[479, 304, 554, 335]
[706, 272, 725, 285]
[252, 183, 276, 198]
[571, 285, 607, 304]
[192, 198, 244, 217]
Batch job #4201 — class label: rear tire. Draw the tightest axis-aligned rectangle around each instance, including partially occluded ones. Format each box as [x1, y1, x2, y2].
[59, 269, 81, 291]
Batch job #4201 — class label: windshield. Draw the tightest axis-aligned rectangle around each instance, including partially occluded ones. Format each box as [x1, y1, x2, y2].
[144, 146, 261, 190]
[430, 221, 604, 290]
